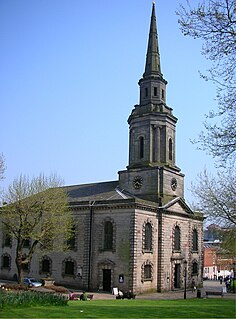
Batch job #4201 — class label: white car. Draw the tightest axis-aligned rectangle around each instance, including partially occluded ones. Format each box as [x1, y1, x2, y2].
[24, 277, 42, 287]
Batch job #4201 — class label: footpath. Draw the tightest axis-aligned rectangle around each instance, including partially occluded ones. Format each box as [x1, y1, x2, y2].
[1, 279, 235, 301]
[67, 280, 235, 300]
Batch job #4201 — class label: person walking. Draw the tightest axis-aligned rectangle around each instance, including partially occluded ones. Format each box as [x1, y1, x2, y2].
[191, 279, 196, 293]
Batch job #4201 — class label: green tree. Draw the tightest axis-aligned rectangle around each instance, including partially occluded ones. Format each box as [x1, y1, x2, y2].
[177, 0, 236, 262]
[219, 228, 236, 258]
[177, 0, 236, 165]
[0, 173, 73, 284]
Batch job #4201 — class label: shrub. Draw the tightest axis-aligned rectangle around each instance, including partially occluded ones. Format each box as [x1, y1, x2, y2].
[0, 290, 68, 308]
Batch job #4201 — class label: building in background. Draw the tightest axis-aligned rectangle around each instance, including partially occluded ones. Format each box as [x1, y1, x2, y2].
[203, 224, 235, 280]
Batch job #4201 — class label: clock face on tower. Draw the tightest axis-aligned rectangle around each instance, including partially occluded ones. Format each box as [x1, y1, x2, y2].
[132, 176, 143, 189]
[171, 177, 177, 191]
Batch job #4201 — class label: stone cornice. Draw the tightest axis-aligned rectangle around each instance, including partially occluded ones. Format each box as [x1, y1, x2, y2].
[161, 209, 204, 221]
[69, 198, 203, 221]
[69, 198, 158, 213]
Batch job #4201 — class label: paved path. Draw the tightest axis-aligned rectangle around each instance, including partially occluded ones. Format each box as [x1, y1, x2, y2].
[69, 280, 235, 300]
[1, 279, 235, 300]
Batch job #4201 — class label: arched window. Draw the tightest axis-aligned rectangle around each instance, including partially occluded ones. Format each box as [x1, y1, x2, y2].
[169, 138, 173, 161]
[67, 225, 76, 250]
[1, 254, 11, 269]
[62, 257, 76, 277]
[42, 259, 50, 272]
[161, 89, 165, 99]
[144, 223, 152, 251]
[139, 136, 144, 159]
[174, 226, 181, 251]
[99, 218, 116, 252]
[65, 261, 74, 275]
[141, 260, 153, 282]
[63, 258, 76, 276]
[41, 256, 52, 274]
[154, 87, 157, 96]
[192, 229, 198, 251]
[3, 233, 12, 247]
[144, 265, 152, 279]
[104, 221, 113, 250]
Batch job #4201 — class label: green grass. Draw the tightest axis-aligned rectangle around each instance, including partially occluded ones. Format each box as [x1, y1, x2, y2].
[0, 299, 235, 318]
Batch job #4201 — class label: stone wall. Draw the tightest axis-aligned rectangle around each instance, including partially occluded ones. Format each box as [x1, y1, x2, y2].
[0, 200, 203, 294]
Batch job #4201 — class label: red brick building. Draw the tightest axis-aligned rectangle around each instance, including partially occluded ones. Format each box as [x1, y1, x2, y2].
[203, 224, 235, 279]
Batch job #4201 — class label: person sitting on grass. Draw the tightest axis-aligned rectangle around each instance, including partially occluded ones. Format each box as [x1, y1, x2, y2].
[80, 291, 87, 301]
[126, 290, 136, 299]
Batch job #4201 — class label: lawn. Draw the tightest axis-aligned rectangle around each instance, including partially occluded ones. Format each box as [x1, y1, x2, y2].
[0, 298, 235, 318]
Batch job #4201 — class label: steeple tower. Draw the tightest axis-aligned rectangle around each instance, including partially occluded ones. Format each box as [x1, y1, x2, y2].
[119, 3, 184, 204]
[129, 2, 176, 168]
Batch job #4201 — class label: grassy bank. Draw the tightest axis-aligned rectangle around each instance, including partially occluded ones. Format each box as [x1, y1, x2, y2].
[0, 298, 235, 318]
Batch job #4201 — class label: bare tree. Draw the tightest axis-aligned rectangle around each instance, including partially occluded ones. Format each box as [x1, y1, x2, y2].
[0, 153, 6, 181]
[177, 0, 236, 164]
[192, 169, 236, 228]
[0, 173, 73, 284]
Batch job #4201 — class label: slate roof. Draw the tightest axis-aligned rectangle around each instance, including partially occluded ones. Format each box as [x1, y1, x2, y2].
[62, 181, 201, 220]
[63, 180, 131, 203]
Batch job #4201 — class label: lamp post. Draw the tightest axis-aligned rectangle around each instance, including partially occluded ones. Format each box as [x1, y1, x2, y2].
[184, 260, 187, 299]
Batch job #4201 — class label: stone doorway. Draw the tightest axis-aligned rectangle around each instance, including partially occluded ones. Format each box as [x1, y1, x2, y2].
[103, 269, 111, 292]
[174, 263, 181, 288]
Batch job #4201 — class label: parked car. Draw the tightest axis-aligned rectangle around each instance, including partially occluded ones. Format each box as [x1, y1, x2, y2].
[24, 277, 42, 287]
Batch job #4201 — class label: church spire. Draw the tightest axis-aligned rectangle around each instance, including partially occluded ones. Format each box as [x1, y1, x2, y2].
[137, 2, 167, 107]
[118, 2, 182, 204]
[143, 2, 161, 77]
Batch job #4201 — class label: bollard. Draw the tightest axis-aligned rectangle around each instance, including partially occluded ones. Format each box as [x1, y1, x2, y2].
[197, 289, 201, 298]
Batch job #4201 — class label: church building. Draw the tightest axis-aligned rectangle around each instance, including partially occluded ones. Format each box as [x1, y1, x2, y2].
[0, 3, 203, 293]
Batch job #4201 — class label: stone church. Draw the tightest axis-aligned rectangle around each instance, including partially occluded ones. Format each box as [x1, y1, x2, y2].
[0, 3, 203, 293]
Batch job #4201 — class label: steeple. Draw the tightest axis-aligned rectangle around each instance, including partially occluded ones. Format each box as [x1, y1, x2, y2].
[119, 3, 184, 204]
[127, 2, 178, 169]
[143, 2, 161, 77]
[137, 2, 168, 108]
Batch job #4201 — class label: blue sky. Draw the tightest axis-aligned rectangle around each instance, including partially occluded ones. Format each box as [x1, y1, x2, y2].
[0, 0, 217, 206]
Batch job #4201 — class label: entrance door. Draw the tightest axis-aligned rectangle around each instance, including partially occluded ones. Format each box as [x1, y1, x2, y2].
[174, 264, 181, 288]
[103, 269, 111, 292]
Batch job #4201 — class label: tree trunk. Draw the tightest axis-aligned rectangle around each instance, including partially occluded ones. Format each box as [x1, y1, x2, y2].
[16, 256, 24, 284]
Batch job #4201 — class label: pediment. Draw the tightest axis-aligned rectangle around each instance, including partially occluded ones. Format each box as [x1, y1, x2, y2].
[162, 197, 193, 215]
[98, 258, 115, 266]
